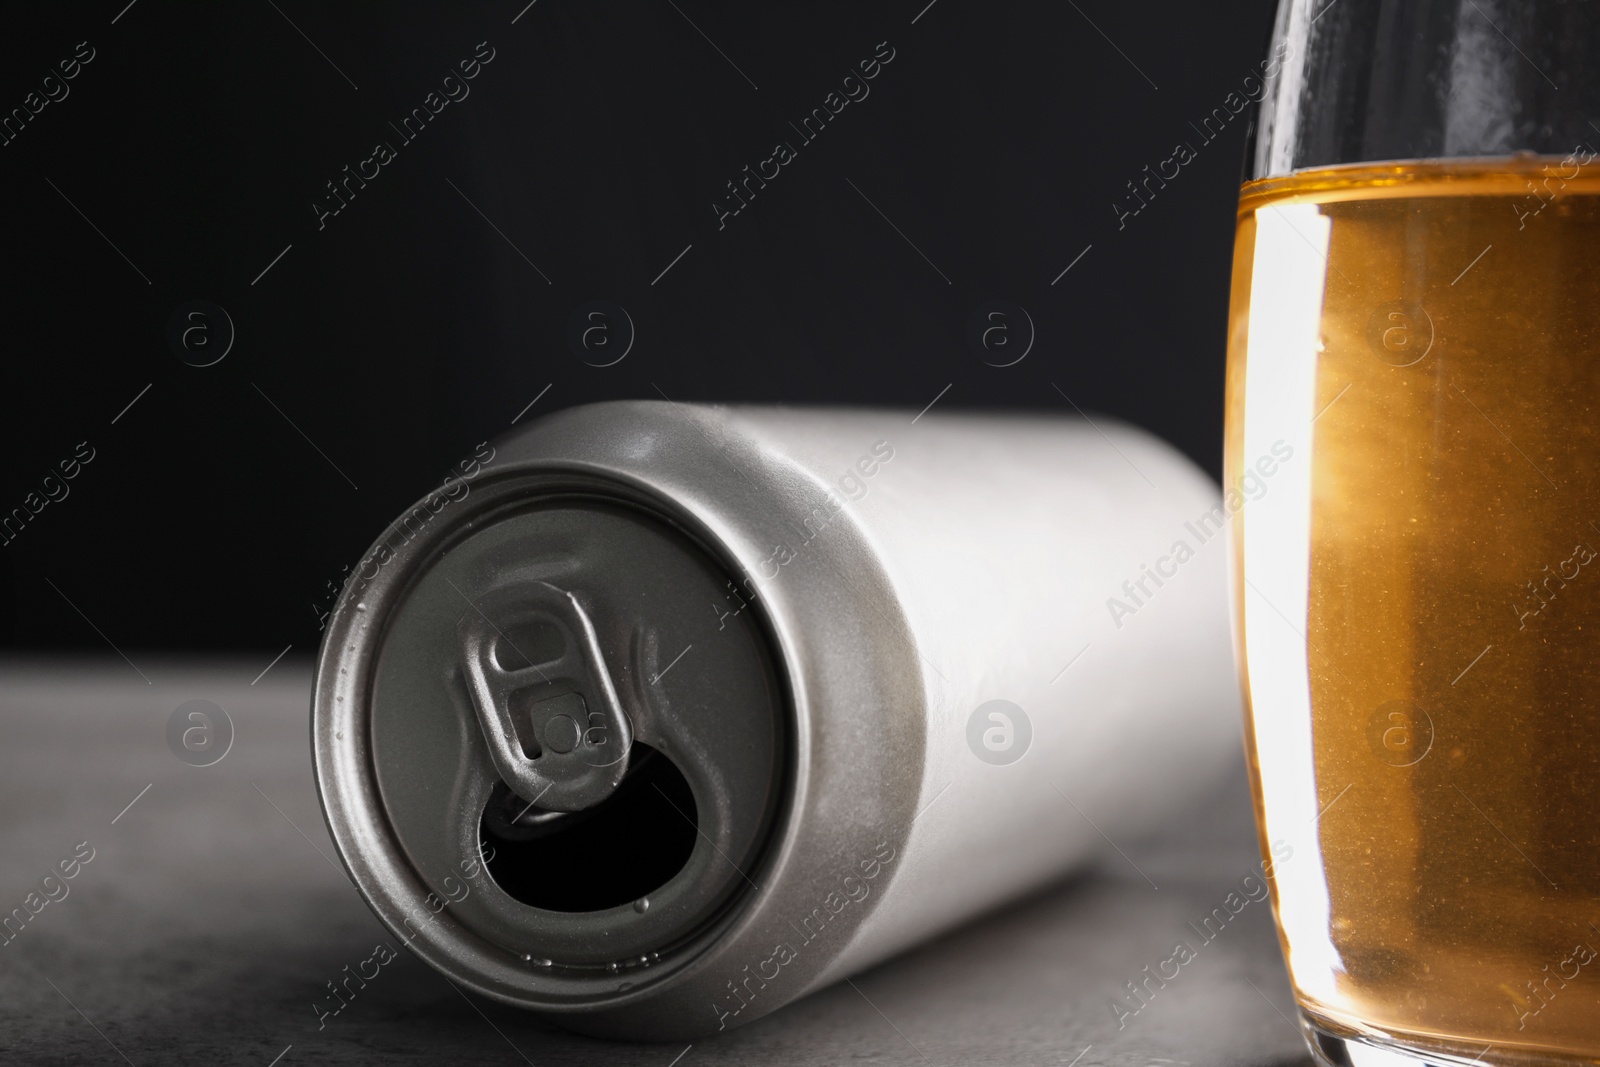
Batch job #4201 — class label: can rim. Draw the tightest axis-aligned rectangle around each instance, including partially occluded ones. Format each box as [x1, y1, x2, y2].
[312, 465, 801, 1009]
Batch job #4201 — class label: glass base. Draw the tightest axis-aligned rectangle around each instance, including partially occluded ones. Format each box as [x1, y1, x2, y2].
[1302, 1021, 1483, 1067]
[1300, 1015, 1576, 1067]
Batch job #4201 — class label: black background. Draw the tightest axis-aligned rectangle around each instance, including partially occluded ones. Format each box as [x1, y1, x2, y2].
[0, 0, 1278, 651]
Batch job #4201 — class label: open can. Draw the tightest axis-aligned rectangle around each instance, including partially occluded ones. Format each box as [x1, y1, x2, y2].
[312, 401, 1240, 1039]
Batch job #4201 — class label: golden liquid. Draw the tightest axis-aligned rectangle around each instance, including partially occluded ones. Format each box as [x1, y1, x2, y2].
[1226, 159, 1600, 1059]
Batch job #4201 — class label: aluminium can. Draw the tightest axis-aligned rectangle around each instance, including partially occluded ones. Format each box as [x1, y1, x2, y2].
[311, 400, 1240, 1040]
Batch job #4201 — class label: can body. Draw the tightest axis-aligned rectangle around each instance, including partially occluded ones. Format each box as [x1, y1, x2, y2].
[312, 401, 1239, 1039]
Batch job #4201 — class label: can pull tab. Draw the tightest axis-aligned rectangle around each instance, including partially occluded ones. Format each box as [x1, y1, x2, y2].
[457, 581, 632, 811]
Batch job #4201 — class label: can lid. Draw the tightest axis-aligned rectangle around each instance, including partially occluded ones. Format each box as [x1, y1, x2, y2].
[325, 487, 784, 985]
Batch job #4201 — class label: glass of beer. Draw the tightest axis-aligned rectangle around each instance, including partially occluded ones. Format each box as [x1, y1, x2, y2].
[1226, 2, 1600, 1063]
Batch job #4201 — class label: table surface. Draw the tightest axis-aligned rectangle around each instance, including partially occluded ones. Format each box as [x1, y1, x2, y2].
[0, 658, 1312, 1066]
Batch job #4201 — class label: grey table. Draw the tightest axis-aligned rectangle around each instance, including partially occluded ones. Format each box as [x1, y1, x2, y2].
[0, 658, 1312, 1066]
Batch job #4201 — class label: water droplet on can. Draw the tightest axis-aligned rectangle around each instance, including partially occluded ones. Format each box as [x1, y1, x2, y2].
[633, 897, 650, 913]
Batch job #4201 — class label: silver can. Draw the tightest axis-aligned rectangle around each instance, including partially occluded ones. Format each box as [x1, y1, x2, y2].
[311, 401, 1239, 1040]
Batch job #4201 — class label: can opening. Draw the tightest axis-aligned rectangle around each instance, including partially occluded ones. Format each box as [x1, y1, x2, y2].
[478, 743, 698, 912]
